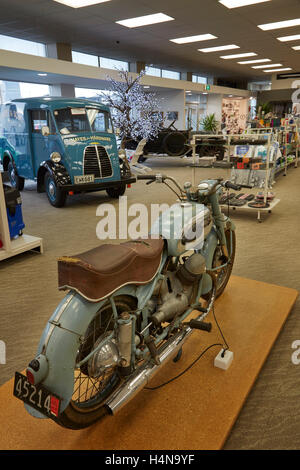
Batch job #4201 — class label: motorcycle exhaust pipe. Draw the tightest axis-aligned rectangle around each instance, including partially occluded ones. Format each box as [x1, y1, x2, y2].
[105, 325, 194, 415]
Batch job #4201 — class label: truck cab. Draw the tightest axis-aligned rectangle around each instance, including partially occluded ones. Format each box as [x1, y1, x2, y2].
[0, 97, 134, 207]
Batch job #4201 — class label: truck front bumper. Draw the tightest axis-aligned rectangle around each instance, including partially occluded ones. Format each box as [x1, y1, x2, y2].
[58, 176, 137, 193]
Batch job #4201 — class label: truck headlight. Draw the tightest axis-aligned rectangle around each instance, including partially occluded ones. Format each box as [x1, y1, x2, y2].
[50, 152, 62, 163]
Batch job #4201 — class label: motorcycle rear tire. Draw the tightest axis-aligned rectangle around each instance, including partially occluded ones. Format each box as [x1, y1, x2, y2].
[56, 295, 137, 430]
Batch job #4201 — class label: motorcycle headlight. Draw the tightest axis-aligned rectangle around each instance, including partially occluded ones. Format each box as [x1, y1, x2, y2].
[50, 152, 62, 163]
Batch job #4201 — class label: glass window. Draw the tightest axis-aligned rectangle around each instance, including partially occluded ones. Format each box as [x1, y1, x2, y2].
[19, 82, 50, 98]
[87, 108, 112, 132]
[192, 75, 207, 84]
[0, 34, 46, 56]
[75, 87, 101, 99]
[72, 51, 99, 67]
[30, 110, 48, 133]
[145, 66, 161, 77]
[54, 108, 91, 134]
[162, 70, 181, 80]
[100, 57, 128, 71]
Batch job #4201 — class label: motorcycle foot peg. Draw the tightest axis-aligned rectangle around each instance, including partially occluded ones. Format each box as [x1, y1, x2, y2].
[189, 319, 212, 332]
[145, 336, 161, 365]
[173, 347, 183, 363]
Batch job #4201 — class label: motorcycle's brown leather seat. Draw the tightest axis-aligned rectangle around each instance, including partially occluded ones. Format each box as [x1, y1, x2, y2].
[58, 238, 164, 302]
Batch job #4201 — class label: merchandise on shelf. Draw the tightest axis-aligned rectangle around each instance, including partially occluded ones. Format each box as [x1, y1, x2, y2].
[3, 184, 25, 239]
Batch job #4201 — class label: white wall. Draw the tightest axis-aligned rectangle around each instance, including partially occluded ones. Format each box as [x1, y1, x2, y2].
[206, 94, 223, 122]
[156, 90, 186, 129]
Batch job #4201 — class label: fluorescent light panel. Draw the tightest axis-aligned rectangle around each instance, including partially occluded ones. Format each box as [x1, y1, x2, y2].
[263, 67, 292, 72]
[199, 44, 239, 53]
[116, 13, 174, 28]
[277, 34, 300, 42]
[221, 52, 257, 59]
[252, 63, 282, 69]
[53, 0, 111, 7]
[258, 18, 300, 31]
[292, 45, 300, 50]
[219, 0, 271, 8]
[238, 58, 271, 64]
[170, 34, 217, 44]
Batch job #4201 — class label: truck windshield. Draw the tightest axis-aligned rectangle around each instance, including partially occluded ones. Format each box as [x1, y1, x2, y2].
[54, 107, 112, 135]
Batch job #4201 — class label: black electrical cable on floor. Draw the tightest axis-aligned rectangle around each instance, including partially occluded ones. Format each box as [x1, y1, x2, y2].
[144, 305, 230, 391]
[144, 343, 223, 391]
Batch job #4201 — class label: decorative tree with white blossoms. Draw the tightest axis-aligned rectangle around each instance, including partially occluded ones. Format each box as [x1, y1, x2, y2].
[101, 69, 162, 148]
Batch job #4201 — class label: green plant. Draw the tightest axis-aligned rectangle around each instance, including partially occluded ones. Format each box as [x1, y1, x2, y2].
[201, 113, 219, 133]
[257, 102, 272, 116]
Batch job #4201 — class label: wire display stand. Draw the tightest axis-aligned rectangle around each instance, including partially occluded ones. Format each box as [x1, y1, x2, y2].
[0, 173, 43, 261]
[190, 133, 280, 222]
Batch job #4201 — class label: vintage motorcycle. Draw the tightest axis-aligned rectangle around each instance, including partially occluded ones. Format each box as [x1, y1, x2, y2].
[14, 175, 244, 429]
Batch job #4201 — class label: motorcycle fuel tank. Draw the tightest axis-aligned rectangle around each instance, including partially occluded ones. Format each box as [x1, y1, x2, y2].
[150, 202, 212, 257]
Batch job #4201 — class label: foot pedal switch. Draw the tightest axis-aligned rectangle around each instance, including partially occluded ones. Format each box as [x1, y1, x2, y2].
[189, 319, 212, 332]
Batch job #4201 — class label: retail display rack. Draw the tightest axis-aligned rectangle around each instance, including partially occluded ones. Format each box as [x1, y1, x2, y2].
[0, 172, 43, 261]
[190, 133, 281, 222]
[244, 122, 299, 175]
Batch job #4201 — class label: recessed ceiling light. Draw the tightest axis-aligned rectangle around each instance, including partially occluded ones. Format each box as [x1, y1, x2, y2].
[252, 63, 282, 69]
[277, 34, 300, 42]
[186, 90, 191, 93]
[53, 0, 111, 7]
[221, 52, 257, 59]
[202, 92, 208, 94]
[116, 13, 174, 28]
[170, 34, 217, 44]
[198, 44, 239, 53]
[263, 67, 292, 72]
[258, 18, 300, 31]
[38, 73, 48, 76]
[143, 86, 150, 89]
[238, 58, 271, 64]
[219, 0, 271, 8]
[292, 45, 300, 50]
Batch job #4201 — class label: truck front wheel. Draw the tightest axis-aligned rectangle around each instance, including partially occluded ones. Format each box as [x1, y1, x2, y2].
[8, 161, 24, 191]
[106, 183, 126, 199]
[44, 171, 67, 207]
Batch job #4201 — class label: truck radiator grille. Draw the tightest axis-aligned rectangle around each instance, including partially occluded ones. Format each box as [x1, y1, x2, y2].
[83, 145, 113, 179]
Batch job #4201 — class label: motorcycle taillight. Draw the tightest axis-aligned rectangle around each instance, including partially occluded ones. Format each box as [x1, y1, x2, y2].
[26, 369, 35, 385]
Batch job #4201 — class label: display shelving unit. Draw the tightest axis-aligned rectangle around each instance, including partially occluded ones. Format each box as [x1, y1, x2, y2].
[0, 173, 43, 261]
[190, 132, 281, 222]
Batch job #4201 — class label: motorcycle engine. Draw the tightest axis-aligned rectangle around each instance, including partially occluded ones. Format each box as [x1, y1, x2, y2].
[151, 252, 206, 325]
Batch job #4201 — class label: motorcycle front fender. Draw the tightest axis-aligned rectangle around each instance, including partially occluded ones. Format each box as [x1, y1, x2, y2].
[200, 227, 219, 295]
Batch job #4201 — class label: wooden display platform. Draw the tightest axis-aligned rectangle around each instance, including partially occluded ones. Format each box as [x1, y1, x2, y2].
[0, 276, 297, 450]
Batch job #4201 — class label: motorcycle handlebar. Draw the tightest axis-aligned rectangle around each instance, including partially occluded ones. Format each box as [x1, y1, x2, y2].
[136, 175, 157, 181]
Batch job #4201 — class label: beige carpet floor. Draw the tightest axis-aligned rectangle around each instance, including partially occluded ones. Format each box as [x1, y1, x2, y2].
[0, 156, 299, 449]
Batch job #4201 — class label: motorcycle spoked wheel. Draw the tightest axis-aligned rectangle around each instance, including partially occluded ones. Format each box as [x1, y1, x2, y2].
[202, 230, 236, 301]
[56, 295, 137, 430]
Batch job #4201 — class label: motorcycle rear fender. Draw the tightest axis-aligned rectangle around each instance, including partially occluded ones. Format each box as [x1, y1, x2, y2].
[25, 252, 168, 419]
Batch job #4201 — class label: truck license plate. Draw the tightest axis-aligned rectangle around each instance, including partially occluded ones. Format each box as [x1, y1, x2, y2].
[74, 174, 95, 184]
[13, 372, 61, 418]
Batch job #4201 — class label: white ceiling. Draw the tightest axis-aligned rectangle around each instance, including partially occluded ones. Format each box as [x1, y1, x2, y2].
[0, 0, 299, 81]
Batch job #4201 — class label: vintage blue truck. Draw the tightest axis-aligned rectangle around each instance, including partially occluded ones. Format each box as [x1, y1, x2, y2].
[0, 97, 135, 207]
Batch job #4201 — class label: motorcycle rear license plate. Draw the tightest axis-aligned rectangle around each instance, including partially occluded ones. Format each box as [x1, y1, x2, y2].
[13, 372, 61, 418]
